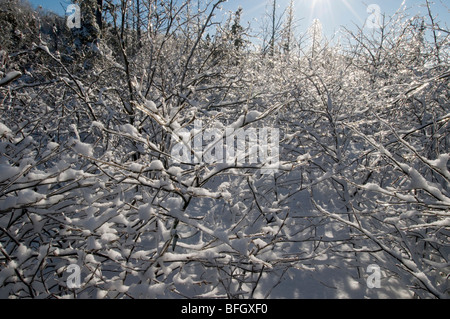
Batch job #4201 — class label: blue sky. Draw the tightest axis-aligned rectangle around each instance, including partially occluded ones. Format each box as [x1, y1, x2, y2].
[221, 0, 450, 37]
[30, 0, 449, 38]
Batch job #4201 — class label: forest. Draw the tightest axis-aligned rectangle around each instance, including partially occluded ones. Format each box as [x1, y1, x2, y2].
[0, 0, 449, 299]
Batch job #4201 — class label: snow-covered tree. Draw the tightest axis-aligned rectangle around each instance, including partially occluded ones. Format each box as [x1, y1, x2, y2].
[280, 0, 296, 56]
[307, 18, 323, 59]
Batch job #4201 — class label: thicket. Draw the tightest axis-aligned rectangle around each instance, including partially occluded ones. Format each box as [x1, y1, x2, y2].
[0, 0, 448, 298]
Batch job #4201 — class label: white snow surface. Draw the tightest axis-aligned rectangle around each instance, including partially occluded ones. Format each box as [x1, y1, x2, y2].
[0, 71, 22, 86]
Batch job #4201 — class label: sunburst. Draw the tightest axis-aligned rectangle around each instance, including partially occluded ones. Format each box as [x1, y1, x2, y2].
[308, 0, 364, 26]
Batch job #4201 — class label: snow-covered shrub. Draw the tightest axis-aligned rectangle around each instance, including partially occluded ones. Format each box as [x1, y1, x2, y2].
[0, 0, 448, 299]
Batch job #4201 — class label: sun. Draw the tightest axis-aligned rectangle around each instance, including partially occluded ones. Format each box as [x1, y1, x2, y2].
[307, 0, 364, 27]
[310, 0, 333, 14]
[307, 0, 334, 27]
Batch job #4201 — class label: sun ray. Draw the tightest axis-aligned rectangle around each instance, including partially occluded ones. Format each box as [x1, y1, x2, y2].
[307, 0, 335, 33]
[304, 0, 366, 33]
[341, 0, 365, 25]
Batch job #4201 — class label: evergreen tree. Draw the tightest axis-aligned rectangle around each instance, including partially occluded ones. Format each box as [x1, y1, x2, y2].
[308, 18, 323, 59]
[72, 0, 102, 47]
[231, 7, 244, 51]
[281, 0, 296, 56]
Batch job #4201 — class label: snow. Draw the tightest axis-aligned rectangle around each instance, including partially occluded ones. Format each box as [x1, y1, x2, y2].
[47, 142, 59, 151]
[245, 110, 261, 123]
[129, 283, 166, 298]
[229, 115, 245, 129]
[249, 255, 272, 269]
[145, 100, 158, 112]
[16, 244, 33, 263]
[0, 71, 22, 86]
[252, 238, 268, 249]
[231, 238, 249, 256]
[107, 249, 123, 261]
[101, 232, 119, 243]
[138, 204, 155, 221]
[121, 124, 139, 137]
[0, 164, 20, 183]
[0, 196, 17, 211]
[0, 122, 12, 138]
[130, 250, 151, 260]
[37, 44, 50, 54]
[187, 186, 220, 198]
[173, 271, 194, 286]
[364, 183, 384, 192]
[212, 230, 230, 244]
[72, 139, 94, 157]
[400, 163, 450, 203]
[429, 153, 450, 174]
[168, 166, 183, 178]
[58, 168, 82, 182]
[106, 281, 129, 293]
[297, 153, 312, 163]
[0, 261, 18, 287]
[149, 160, 164, 170]
[86, 237, 102, 250]
[15, 189, 45, 206]
[91, 121, 105, 130]
[129, 163, 143, 172]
